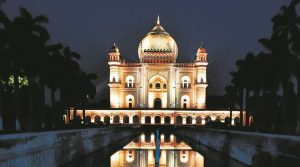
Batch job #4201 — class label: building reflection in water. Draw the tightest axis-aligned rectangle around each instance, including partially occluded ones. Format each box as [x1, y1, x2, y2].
[111, 132, 204, 167]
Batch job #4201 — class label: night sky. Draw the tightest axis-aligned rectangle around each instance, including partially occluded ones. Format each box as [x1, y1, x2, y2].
[3, 0, 289, 101]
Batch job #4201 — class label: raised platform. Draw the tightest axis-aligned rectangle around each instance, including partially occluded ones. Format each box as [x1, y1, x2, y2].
[65, 109, 246, 125]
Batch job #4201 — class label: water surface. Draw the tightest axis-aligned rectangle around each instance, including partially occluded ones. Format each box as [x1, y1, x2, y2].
[62, 130, 248, 167]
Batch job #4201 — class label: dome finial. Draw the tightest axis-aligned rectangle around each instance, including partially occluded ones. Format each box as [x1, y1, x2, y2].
[157, 14, 160, 25]
[109, 43, 119, 53]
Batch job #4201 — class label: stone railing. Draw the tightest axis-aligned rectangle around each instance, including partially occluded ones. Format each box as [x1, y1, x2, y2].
[175, 127, 300, 167]
[0, 126, 140, 167]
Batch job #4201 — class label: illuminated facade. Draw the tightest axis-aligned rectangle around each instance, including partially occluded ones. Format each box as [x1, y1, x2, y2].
[64, 16, 246, 126]
[108, 15, 208, 109]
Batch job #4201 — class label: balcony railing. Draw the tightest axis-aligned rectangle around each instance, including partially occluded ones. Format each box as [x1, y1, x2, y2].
[125, 83, 136, 88]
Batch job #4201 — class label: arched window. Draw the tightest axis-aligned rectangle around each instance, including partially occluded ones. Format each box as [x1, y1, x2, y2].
[149, 75, 167, 91]
[205, 116, 212, 124]
[111, 73, 119, 83]
[196, 116, 202, 124]
[183, 80, 188, 88]
[149, 83, 153, 89]
[113, 115, 120, 124]
[155, 83, 161, 89]
[126, 150, 134, 162]
[154, 98, 162, 109]
[181, 76, 191, 88]
[94, 115, 101, 124]
[125, 76, 134, 88]
[155, 116, 161, 124]
[180, 150, 189, 163]
[186, 116, 192, 124]
[126, 95, 135, 108]
[123, 115, 129, 124]
[164, 116, 171, 124]
[128, 79, 133, 88]
[104, 115, 110, 124]
[133, 115, 139, 124]
[176, 116, 183, 124]
[181, 95, 190, 109]
[145, 116, 151, 124]
[163, 83, 167, 89]
[129, 98, 133, 108]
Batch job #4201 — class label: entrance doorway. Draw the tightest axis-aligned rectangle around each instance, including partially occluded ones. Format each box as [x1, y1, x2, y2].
[154, 98, 162, 109]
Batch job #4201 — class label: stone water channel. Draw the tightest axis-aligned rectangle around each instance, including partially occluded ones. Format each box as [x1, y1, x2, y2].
[62, 128, 248, 167]
[2, 126, 299, 167]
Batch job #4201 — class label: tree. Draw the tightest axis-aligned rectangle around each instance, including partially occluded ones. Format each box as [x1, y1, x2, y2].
[0, 7, 50, 130]
[226, 0, 300, 134]
[0, 7, 97, 132]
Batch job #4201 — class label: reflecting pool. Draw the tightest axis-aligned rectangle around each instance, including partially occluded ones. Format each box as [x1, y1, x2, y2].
[111, 132, 204, 167]
[62, 130, 248, 167]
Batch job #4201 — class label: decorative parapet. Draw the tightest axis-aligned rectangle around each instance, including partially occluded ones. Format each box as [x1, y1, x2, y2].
[120, 63, 142, 67]
[175, 63, 195, 67]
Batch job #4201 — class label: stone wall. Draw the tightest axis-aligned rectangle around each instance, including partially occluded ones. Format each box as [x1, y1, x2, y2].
[175, 127, 300, 167]
[0, 126, 140, 167]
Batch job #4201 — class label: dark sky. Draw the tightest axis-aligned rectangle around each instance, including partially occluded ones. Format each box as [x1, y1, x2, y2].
[3, 0, 290, 100]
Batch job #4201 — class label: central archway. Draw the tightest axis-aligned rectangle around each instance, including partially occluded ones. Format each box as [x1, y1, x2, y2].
[154, 98, 162, 109]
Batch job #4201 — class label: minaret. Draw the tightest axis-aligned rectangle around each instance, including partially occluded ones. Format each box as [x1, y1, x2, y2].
[108, 43, 122, 108]
[194, 43, 208, 109]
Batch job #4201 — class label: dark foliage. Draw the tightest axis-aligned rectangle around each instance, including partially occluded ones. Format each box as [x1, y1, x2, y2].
[0, 7, 97, 132]
[225, 0, 300, 135]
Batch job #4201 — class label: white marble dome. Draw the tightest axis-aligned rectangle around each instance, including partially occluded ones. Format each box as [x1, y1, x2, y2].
[138, 16, 178, 63]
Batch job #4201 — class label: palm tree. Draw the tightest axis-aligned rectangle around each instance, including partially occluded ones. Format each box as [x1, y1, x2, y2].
[18, 8, 50, 130]
[0, 7, 98, 131]
[258, 0, 300, 133]
[59, 46, 81, 106]
[0, 8, 50, 130]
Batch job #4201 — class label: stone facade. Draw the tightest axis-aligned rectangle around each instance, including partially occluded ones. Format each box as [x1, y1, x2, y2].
[65, 16, 245, 126]
[108, 16, 208, 109]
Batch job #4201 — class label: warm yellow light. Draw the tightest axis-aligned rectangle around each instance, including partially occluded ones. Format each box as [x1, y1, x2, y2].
[111, 152, 120, 161]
